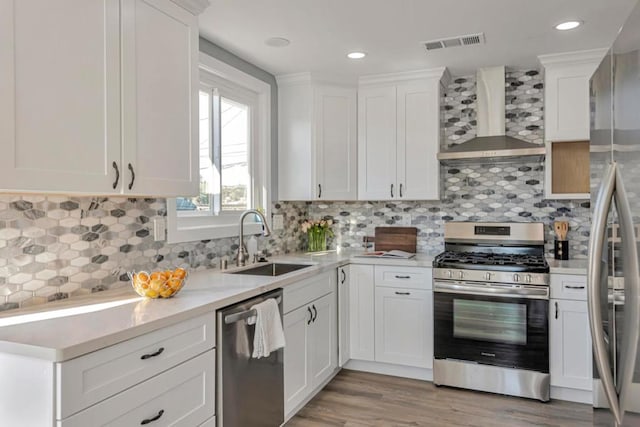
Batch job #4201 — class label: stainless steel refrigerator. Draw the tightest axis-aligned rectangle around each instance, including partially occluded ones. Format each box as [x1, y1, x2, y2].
[589, 1, 640, 426]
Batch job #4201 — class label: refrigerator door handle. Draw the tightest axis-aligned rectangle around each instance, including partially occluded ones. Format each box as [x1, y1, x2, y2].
[613, 166, 640, 420]
[588, 162, 623, 425]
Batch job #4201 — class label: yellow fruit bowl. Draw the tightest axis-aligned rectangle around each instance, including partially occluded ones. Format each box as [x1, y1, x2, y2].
[129, 268, 187, 299]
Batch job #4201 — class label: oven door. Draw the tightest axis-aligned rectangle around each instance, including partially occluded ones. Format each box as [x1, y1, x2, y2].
[434, 280, 549, 373]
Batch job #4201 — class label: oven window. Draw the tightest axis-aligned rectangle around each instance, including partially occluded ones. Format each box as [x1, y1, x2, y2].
[453, 299, 527, 345]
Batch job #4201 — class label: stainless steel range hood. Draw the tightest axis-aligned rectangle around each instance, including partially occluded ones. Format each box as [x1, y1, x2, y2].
[438, 66, 546, 164]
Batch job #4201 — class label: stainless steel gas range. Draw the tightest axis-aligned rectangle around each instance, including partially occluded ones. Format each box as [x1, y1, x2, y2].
[432, 221, 551, 401]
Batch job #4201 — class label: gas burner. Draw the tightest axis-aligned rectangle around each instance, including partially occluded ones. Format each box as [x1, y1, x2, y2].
[433, 251, 549, 273]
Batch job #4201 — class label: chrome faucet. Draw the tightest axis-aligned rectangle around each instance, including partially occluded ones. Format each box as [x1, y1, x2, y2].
[236, 209, 272, 266]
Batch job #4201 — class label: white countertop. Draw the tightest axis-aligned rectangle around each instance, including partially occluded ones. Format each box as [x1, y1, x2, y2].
[0, 251, 585, 362]
[546, 258, 588, 275]
[0, 251, 436, 362]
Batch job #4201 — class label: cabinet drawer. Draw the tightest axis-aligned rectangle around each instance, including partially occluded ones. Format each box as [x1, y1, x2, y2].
[60, 349, 215, 427]
[374, 266, 432, 290]
[284, 271, 335, 314]
[57, 312, 215, 419]
[550, 274, 587, 301]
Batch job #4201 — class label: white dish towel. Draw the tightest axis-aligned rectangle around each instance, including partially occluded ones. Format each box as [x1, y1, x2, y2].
[247, 298, 286, 358]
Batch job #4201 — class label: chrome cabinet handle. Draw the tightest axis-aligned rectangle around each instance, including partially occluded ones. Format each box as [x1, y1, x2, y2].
[399, 183, 403, 198]
[140, 409, 164, 425]
[613, 165, 640, 416]
[318, 184, 322, 198]
[587, 162, 622, 425]
[394, 275, 410, 279]
[395, 291, 410, 296]
[340, 269, 346, 284]
[564, 285, 585, 289]
[555, 301, 558, 319]
[128, 163, 135, 190]
[390, 184, 394, 198]
[307, 307, 313, 325]
[140, 347, 164, 360]
[312, 304, 317, 322]
[112, 161, 120, 189]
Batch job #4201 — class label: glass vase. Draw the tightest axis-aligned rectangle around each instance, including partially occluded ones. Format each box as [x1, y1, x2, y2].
[307, 227, 327, 252]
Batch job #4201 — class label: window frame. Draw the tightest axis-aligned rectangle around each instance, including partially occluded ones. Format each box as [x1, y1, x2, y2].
[167, 53, 271, 243]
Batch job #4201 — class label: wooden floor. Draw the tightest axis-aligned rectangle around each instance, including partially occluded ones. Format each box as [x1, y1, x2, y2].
[286, 370, 596, 427]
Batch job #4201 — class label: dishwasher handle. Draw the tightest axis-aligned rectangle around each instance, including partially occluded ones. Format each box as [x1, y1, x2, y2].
[224, 295, 282, 324]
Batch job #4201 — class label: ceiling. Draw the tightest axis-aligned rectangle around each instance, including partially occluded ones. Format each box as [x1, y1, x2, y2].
[199, 0, 638, 80]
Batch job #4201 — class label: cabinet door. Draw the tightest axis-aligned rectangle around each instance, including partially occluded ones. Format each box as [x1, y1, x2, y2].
[374, 287, 432, 368]
[358, 86, 397, 200]
[549, 299, 592, 390]
[338, 266, 350, 367]
[309, 292, 338, 388]
[544, 67, 591, 142]
[315, 86, 357, 200]
[0, 0, 121, 193]
[348, 265, 375, 361]
[284, 305, 312, 416]
[121, 0, 199, 196]
[396, 81, 440, 200]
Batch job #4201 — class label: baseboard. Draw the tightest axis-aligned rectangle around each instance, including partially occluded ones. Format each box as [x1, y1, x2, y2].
[284, 367, 341, 423]
[550, 386, 593, 404]
[344, 359, 433, 381]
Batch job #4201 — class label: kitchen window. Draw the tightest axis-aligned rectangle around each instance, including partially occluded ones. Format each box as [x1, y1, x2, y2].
[167, 53, 271, 243]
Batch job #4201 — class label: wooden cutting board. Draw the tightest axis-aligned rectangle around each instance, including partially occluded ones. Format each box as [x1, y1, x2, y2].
[374, 227, 417, 253]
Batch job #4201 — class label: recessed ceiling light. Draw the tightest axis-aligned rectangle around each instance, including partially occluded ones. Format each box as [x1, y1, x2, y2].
[347, 51, 367, 59]
[555, 21, 582, 31]
[265, 37, 290, 47]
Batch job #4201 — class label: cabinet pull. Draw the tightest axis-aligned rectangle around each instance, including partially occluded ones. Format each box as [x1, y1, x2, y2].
[318, 184, 322, 198]
[390, 184, 394, 198]
[140, 409, 164, 425]
[140, 347, 165, 360]
[307, 307, 313, 325]
[564, 285, 585, 289]
[555, 301, 559, 319]
[340, 269, 346, 284]
[128, 163, 136, 190]
[312, 304, 318, 322]
[399, 183, 403, 198]
[395, 291, 411, 295]
[394, 275, 411, 279]
[112, 161, 120, 189]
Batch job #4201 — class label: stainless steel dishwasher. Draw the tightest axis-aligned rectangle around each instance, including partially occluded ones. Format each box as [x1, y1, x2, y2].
[217, 289, 284, 426]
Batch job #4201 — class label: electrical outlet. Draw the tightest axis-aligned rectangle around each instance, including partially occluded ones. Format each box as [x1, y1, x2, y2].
[399, 213, 412, 226]
[153, 218, 166, 241]
[272, 214, 284, 230]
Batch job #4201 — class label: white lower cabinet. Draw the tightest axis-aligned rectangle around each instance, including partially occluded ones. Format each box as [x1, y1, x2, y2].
[338, 265, 350, 367]
[549, 298, 592, 391]
[348, 264, 375, 361]
[60, 350, 215, 427]
[284, 271, 338, 418]
[374, 287, 432, 368]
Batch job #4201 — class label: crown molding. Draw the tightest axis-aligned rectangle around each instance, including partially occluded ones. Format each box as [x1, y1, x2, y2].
[170, 0, 210, 15]
[276, 72, 357, 87]
[538, 48, 609, 67]
[358, 67, 448, 86]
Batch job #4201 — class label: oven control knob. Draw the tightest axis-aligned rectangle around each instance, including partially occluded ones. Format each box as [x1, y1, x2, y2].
[447, 270, 453, 278]
[485, 272, 492, 280]
[458, 271, 464, 279]
[525, 274, 532, 283]
[513, 273, 520, 282]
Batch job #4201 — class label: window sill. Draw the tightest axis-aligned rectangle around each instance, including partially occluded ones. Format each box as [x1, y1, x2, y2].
[167, 220, 262, 244]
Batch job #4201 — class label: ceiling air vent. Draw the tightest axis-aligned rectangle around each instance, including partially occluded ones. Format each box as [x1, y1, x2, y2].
[423, 32, 485, 51]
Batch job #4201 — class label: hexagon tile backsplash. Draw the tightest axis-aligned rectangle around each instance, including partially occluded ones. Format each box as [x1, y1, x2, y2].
[0, 197, 307, 312]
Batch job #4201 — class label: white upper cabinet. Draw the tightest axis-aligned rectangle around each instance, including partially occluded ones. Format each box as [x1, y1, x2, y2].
[539, 49, 607, 200]
[539, 49, 606, 142]
[358, 69, 447, 201]
[277, 74, 357, 201]
[0, 0, 207, 196]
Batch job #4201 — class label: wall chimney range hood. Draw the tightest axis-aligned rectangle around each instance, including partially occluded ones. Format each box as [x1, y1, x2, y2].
[438, 66, 545, 164]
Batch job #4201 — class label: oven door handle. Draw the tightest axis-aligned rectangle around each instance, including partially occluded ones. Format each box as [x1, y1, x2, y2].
[433, 281, 549, 299]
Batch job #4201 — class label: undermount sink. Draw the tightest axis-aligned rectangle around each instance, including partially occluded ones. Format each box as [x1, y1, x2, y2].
[229, 263, 312, 276]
